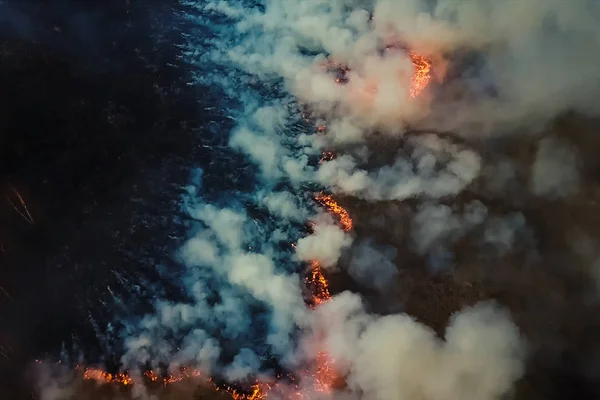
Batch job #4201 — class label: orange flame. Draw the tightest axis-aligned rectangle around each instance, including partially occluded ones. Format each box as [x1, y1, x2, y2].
[409, 51, 432, 98]
[36, 182, 355, 399]
[318, 151, 335, 164]
[299, 192, 354, 394]
[305, 260, 331, 305]
[322, 50, 432, 99]
[83, 368, 134, 385]
[231, 383, 267, 400]
[78, 366, 264, 399]
[314, 193, 353, 232]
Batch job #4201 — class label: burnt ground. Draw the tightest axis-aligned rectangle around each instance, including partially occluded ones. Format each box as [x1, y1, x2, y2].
[329, 113, 600, 399]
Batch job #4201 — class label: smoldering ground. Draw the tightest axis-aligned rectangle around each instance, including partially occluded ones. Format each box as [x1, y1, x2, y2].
[23, 0, 600, 399]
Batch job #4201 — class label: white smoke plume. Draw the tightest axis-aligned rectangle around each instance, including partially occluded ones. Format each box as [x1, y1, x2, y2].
[120, 187, 311, 371]
[210, 0, 600, 136]
[295, 222, 353, 268]
[315, 134, 482, 201]
[311, 291, 526, 400]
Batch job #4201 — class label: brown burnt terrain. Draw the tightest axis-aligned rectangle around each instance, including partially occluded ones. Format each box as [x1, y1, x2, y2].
[329, 113, 600, 399]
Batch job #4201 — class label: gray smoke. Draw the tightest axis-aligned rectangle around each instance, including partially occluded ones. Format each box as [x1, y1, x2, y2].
[347, 239, 398, 291]
[530, 136, 581, 199]
[310, 291, 527, 400]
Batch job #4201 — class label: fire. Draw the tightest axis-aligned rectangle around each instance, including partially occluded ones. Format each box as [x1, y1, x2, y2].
[82, 368, 134, 385]
[82, 367, 202, 387]
[34, 150, 354, 400]
[313, 352, 337, 393]
[299, 192, 354, 395]
[318, 151, 335, 164]
[75, 365, 264, 399]
[306, 260, 331, 305]
[408, 51, 432, 98]
[231, 383, 267, 400]
[321, 50, 433, 99]
[314, 193, 353, 232]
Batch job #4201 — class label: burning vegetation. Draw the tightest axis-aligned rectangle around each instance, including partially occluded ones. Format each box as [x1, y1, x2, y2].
[35, 190, 354, 399]
[408, 52, 432, 98]
[314, 193, 353, 232]
[321, 49, 433, 99]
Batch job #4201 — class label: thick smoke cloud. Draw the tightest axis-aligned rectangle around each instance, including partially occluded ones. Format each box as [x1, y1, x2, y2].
[295, 223, 353, 268]
[311, 292, 526, 400]
[215, 0, 600, 136]
[316, 134, 482, 201]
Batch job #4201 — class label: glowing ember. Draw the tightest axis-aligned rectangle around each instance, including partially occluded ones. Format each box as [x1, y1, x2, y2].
[313, 352, 337, 393]
[74, 365, 262, 399]
[314, 193, 353, 232]
[408, 51, 432, 98]
[322, 50, 432, 99]
[306, 260, 331, 305]
[318, 151, 335, 164]
[300, 192, 354, 395]
[83, 368, 133, 386]
[231, 383, 267, 400]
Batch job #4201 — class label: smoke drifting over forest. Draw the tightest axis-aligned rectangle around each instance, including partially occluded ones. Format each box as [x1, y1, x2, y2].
[3, 1, 600, 399]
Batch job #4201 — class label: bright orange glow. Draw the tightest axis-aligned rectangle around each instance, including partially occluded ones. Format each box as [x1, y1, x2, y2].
[231, 383, 268, 400]
[321, 50, 432, 99]
[79, 366, 266, 399]
[408, 51, 432, 98]
[313, 352, 336, 393]
[298, 191, 354, 395]
[318, 151, 335, 164]
[314, 193, 353, 232]
[305, 260, 331, 305]
[83, 368, 134, 386]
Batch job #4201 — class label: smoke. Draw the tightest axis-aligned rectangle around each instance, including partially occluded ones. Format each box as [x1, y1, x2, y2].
[346, 239, 398, 291]
[210, 0, 600, 137]
[295, 222, 353, 268]
[530, 136, 581, 199]
[371, 0, 600, 133]
[112, 0, 551, 397]
[411, 201, 486, 255]
[34, 0, 600, 398]
[315, 134, 482, 201]
[311, 292, 526, 400]
[33, 363, 80, 400]
[120, 183, 310, 372]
